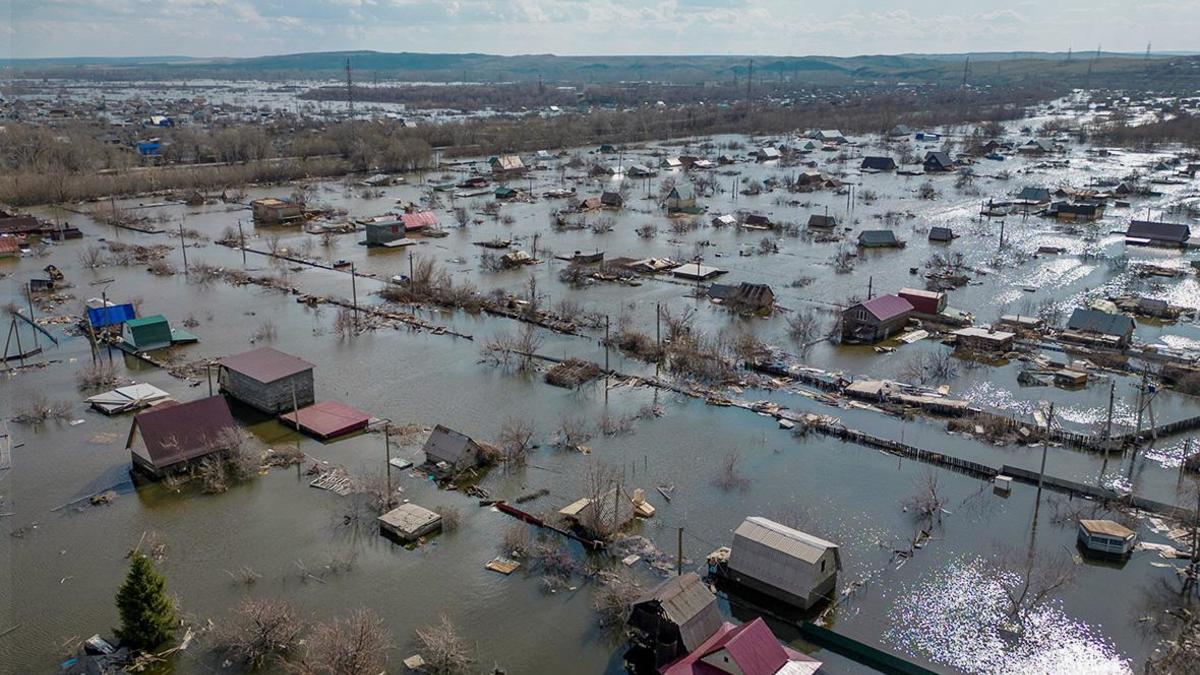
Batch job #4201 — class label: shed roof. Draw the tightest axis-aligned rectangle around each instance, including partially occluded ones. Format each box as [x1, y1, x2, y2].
[858, 294, 914, 322]
[126, 315, 173, 351]
[130, 396, 237, 470]
[0, 237, 19, 254]
[219, 347, 314, 384]
[280, 401, 370, 440]
[929, 226, 955, 241]
[733, 517, 841, 568]
[378, 503, 441, 535]
[87, 303, 137, 328]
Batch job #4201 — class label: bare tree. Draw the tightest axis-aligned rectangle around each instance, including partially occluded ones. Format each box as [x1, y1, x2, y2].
[218, 598, 305, 670]
[902, 469, 945, 523]
[713, 451, 751, 491]
[496, 417, 536, 466]
[413, 615, 473, 675]
[993, 546, 1077, 626]
[594, 569, 641, 627]
[554, 415, 593, 450]
[292, 609, 391, 675]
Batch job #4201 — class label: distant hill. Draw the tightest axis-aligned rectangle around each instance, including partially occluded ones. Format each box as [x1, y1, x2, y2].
[3, 50, 1199, 89]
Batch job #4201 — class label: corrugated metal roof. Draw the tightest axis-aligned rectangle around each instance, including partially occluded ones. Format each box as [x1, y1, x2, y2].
[280, 400, 369, 440]
[1067, 308, 1134, 338]
[733, 517, 839, 565]
[87, 303, 137, 328]
[219, 347, 314, 383]
[130, 396, 237, 470]
[634, 573, 722, 651]
[860, 294, 913, 322]
[401, 210, 439, 230]
[1128, 220, 1190, 242]
[422, 424, 479, 467]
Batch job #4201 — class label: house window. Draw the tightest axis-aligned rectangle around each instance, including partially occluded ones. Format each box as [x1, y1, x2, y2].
[820, 560, 826, 572]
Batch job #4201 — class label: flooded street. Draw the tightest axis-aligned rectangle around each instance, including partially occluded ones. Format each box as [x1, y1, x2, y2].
[3, 109, 1199, 674]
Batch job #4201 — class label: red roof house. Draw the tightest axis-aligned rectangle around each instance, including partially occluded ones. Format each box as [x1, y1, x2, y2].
[841, 295, 914, 343]
[661, 618, 821, 675]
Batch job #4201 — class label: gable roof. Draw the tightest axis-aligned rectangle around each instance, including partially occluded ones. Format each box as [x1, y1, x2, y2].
[861, 156, 896, 171]
[422, 424, 480, 466]
[1017, 187, 1051, 202]
[924, 151, 953, 167]
[491, 154, 524, 171]
[858, 294, 914, 322]
[928, 226, 954, 241]
[218, 347, 314, 384]
[401, 210, 438, 230]
[807, 214, 837, 228]
[734, 516, 841, 568]
[1067, 308, 1134, 337]
[129, 396, 237, 470]
[0, 237, 19, 254]
[1127, 220, 1190, 243]
[662, 619, 820, 675]
[634, 572, 722, 651]
[858, 229, 899, 245]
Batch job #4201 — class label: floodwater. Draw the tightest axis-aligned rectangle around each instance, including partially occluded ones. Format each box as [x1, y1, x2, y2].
[2, 100, 1199, 673]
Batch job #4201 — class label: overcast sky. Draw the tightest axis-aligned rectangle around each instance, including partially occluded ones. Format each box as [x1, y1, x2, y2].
[5, 0, 1198, 59]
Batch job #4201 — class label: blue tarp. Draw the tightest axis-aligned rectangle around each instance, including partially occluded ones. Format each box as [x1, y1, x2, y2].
[87, 304, 136, 328]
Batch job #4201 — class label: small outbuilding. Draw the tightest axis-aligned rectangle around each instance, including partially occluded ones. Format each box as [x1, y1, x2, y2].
[628, 572, 724, 668]
[807, 213, 837, 229]
[1125, 220, 1190, 248]
[1064, 308, 1135, 348]
[280, 400, 370, 440]
[421, 424, 485, 475]
[923, 151, 954, 172]
[860, 156, 897, 171]
[666, 185, 700, 213]
[123, 315, 196, 352]
[928, 226, 955, 242]
[251, 198, 303, 225]
[379, 503, 442, 542]
[218, 347, 315, 415]
[898, 288, 947, 316]
[1078, 519, 1137, 557]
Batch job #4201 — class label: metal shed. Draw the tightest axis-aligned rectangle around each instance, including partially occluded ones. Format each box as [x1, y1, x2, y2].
[726, 517, 840, 609]
[378, 503, 442, 542]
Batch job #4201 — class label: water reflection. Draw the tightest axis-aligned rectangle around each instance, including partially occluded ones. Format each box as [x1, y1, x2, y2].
[885, 557, 1130, 674]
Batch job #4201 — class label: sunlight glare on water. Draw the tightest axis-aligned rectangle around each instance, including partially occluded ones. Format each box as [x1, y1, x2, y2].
[885, 557, 1131, 675]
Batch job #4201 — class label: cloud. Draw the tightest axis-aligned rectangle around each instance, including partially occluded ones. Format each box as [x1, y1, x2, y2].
[4, 0, 1198, 58]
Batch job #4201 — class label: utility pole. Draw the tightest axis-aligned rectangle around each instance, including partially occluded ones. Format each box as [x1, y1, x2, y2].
[1105, 381, 1116, 442]
[1037, 402, 1054, 500]
[604, 315, 610, 404]
[178, 222, 189, 275]
[961, 56, 971, 87]
[25, 282, 38, 350]
[867, 276, 873, 300]
[350, 263, 359, 331]
[408, 250, 415, 282]
[345, 58, 354, 118]
[677, 527, 684, 576]
[385, 422, 392, 498]
[237, 219, 247, 266]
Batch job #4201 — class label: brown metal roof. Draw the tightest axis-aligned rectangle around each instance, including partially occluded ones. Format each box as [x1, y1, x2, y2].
[280, 400, 369, 440]
[218, 347, 313, 383]
[130, 396, 237, 470]
[635, 572, 723, 652]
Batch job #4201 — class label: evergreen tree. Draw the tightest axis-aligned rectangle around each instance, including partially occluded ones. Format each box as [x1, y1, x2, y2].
[114, 552, 176, 650]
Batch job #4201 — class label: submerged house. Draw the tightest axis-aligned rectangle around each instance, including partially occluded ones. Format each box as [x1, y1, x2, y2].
[421, 424, 486, 475]
[218, 347, 315, 415]
[841, 295, 914, 343]
[707, 282, 775, 313]
[665, 185, 700, 213]
[1048, 201, 1105, 222]
[719, 516, 841, 610]
[1063, 308, 1135, 348]
[923, 151, 954, 172]
[1077, 519, 1137, 557]
[628, 572, 724, 669]
[122, 315, 197, 352]
[928, 226, 955, 242]
[489, 154, 525, 175]
[127, 396, 238, 480]
[807, 213, 837, 229]
[857, 230, 902, 248]
[251, 197, 303, 225]
[860, 156, 897, 171]
[1125, 220, 1190, 248]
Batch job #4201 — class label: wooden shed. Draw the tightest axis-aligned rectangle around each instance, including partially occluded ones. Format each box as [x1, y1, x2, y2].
[217, 347, 315, 415]
[722, 517, 840, 610]
[421, 424, 485, 476]
[628, 572, 724, 668]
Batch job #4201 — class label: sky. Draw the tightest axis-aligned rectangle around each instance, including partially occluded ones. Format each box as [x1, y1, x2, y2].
[4, 0, 1199, 60]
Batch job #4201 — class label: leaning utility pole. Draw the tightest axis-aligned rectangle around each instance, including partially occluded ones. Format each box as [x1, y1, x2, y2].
[961, 56, 971, 87]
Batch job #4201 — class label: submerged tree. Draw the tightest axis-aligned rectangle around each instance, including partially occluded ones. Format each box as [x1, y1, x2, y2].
[115, 552, 177, 650]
